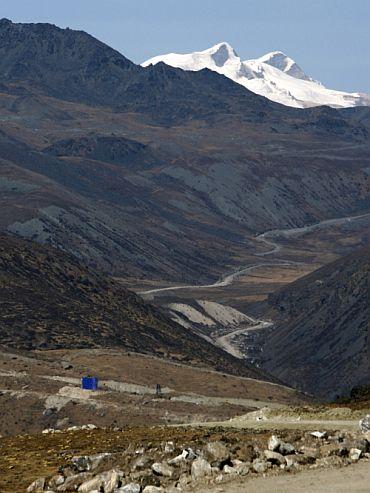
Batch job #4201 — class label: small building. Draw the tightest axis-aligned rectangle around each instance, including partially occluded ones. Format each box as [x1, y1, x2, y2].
[81, 376, 99, 391]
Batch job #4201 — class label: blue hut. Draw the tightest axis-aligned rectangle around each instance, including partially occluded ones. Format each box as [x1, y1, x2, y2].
[81, 376, 99, 390]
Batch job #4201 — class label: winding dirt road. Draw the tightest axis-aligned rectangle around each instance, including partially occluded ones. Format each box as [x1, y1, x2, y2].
[140, 212, 370, 358]
[141, 212, 370, 297]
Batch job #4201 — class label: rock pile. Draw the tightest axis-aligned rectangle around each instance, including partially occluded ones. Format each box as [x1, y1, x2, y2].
[26, 428, 370, 492]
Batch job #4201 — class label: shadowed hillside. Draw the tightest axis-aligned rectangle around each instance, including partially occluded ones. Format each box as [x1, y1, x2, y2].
[262, 245, 370, 397]
[0, 234, 278, 382]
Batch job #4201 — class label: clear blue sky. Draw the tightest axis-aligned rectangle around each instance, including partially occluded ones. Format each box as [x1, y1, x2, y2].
[2, 0, 369, 92]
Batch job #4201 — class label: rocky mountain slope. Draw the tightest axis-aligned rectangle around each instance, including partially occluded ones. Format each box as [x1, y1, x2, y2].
[262, 245, 370, 398]
[0, 19, 369, 284]
[0, 233, 276, 381]
[143, 42, 370, 108]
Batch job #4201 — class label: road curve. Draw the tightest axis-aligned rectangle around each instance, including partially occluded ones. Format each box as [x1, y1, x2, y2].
[139, 211, 370, 359]
[140, 211, 370, 297]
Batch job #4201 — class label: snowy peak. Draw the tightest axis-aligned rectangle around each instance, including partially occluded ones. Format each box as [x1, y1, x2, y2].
[142, 41, 240, 72]
[205, 42, 239, 67]
[142, 43, 370, 109]
[256, 51, 313, 82]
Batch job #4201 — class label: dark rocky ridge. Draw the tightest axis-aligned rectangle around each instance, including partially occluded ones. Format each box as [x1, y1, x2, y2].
[262, 245, 370, 398]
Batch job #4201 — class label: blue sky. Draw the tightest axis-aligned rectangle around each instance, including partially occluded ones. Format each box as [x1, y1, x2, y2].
[2, 0, 369, 92]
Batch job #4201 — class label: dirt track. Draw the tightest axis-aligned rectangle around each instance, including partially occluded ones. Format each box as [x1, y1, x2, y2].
[195, 461, 370, 493]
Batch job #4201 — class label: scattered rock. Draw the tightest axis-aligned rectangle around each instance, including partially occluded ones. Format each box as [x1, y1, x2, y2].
[103, 469, 123, 493]
[132, 454, 153, 471]
[310, 431, 328, 439]
[299, 446, 320, 461]
[48, 475, 65, 488]
[267, 435, 281, 452]
[223, 465, 236, 475]
[58, 472, 93, 491]
[235, 444, 257, 462]
[168, 449, 196, 466]
[191, 458, 212, 481]
[204, 441, 230, 466]
[359, 415, 370, 432]
[279, 441, 295, 455]
[349, 448, 362, 462]
[163, 441, 175, 454]
[152, 462, 174, 477]
[26, 478, 46, 493]
[117, 484, 141, 493]
[263, 450, 286, 466]
[72, 453, 111, 472]
[230, 460, 249, 476]
[252, 459, 269, 474]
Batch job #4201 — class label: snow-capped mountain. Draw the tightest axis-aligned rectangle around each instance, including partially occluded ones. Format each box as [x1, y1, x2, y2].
[142, 43, 370, 109]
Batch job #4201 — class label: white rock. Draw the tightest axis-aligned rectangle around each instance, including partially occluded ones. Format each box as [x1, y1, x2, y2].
[267, 435, 281, 451]
[191, 458, 212, 481]
[349, 448, 362, 462]
[117, 484, 141, 493]
[152, 461, 173, 477]
[264, 450, 286, 465]
[26, 478, 46, 493]
[360, 415, 370, 432]
[142, 487, 164, 493]
[103, 469, 123, 493]
[164, 441, 175, 453]
[310, 431, 328, 439]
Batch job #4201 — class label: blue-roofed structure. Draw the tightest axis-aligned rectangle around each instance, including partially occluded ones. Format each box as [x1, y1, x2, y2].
[81, 376, 99, 391]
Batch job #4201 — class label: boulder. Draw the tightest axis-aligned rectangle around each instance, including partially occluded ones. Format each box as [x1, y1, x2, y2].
[103, 469, 123, 493]
[235, 444, 257, 462]
[204, 441, 230, 466]
[191, 458, 212, 481]
[48, 475, 65, 488]
[223, 465, 236, 475]
[142, 487, 164, 493]
[26, 478, 46, 493]
[152, 462, 174, 477]
[77, 474, 106, 492]
[263, 450, 286, 466]
[168, 449, 196, 466]
[359, 415, 370, 432]
[233, 462, 250, 476]
[252, 459, 269, 474]
[279, 441, 295, 455]
[132, 454, 152, 471]
[267, 435, 281, 452]
[299, 446, 320, 461]
[58, 472, 93, 491]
